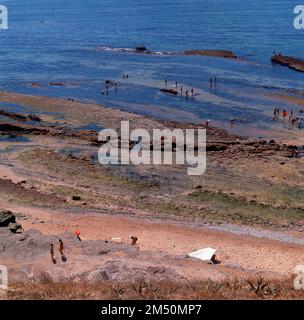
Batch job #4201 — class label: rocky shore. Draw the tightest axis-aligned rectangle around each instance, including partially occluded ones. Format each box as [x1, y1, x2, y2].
[0, 108, 299, 158]
[0, 91, 304, 298]
[92, 46, 238, 59]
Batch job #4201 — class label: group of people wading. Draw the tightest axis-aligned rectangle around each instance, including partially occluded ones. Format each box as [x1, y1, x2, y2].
[273, 107, 303, 129]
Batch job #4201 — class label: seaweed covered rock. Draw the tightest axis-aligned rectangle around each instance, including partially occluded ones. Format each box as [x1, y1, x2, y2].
[0, 210, 16, 227]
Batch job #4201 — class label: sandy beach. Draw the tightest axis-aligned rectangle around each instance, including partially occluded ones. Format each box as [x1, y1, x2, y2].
[0, 89, 303, 299]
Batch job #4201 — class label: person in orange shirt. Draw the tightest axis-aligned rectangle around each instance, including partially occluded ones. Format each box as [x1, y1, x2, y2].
[75, 230, 82, 241]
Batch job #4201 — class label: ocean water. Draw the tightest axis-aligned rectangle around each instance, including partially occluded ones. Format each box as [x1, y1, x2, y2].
[1, 0, 304, 137]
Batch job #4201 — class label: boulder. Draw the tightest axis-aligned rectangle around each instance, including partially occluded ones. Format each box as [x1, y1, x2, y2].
[135, 46, 147, 53]
[8, 222, 22, 233]
[28, 114, 41, 122]
[0, 210, 16, 227]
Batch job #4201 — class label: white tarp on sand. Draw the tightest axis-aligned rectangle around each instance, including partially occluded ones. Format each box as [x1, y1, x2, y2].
[188, 247, 216, 261]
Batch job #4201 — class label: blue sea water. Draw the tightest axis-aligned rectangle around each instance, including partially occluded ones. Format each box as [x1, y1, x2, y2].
[1, 0, 304, 137]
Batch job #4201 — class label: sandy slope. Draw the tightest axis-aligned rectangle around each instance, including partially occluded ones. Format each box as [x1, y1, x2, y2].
[0, 201, 303, 282]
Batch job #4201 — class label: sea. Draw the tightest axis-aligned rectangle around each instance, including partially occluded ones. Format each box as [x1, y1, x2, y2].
[1, 0, 304, 137]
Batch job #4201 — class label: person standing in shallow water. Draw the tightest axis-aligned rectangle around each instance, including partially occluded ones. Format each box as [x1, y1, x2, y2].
[209, 77, 213, 88]
[59, 239, 67, 262]
[283, 110, 288, 118]
[50, 243, 56, 264]
[59, 239, 64, 254]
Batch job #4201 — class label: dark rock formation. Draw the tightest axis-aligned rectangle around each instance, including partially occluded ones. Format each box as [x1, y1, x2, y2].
[0, 122, 49, 134]
[184, 50, 237, 59]
[28, 114, 41, 122]
[0, 110, 41, 123]
[0, 110, 27, 122]
[135, 46, 147, 53]
[30, 82, 43, 88]
[49, 82, 66, 87]
[0, 210, 16, 227]
[160, 88, 178, 95]
[271, 54, 304, 73]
